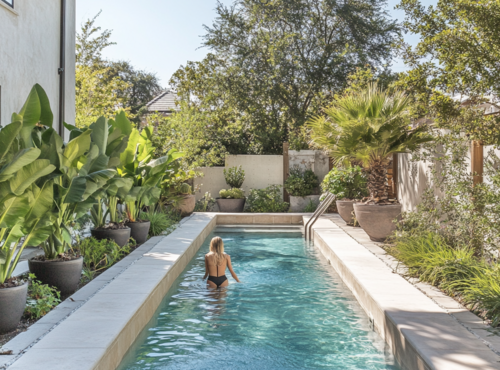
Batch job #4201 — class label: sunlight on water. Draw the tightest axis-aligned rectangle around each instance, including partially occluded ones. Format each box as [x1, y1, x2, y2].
[118, 232, 400, 370]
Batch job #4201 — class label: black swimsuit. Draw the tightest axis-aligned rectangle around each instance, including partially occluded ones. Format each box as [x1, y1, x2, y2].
[207, 260, 228, 288]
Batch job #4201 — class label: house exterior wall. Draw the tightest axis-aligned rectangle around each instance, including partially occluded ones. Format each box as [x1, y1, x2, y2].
[0, 0, 76, 138]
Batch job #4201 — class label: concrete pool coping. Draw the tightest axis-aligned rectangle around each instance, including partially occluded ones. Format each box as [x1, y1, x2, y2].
[4, 212, 499, 369]
[310, 214, 500, 370]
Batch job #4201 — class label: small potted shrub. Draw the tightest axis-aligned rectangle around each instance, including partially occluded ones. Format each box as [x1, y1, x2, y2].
[247, 185, 289, 213]
[284, 166, 319, 212]
[217, 188, 246, 212]
[217, 166, 246, 212]
[176, 183, 196, 216]
[321, 166, 368, 224]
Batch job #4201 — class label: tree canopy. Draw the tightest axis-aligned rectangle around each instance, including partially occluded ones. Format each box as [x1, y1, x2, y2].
[167, 0, 399, 162]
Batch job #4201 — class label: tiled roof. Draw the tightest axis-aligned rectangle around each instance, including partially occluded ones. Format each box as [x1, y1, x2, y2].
[146, 90, 178, 113]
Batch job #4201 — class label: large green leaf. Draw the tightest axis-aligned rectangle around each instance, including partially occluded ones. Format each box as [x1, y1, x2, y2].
[18, 84, 53, 147]
[0, 148, 41, 182]
[62, 130, 92, 167]
[106, 177, 133, 198]
[0, 192, 29, 229]
[120, 129, 141, 166]
[9, 159, 56, 196]
[90, 117, 109, 155]
[0, 122, 22, 163]
[113, 111, 132, 136]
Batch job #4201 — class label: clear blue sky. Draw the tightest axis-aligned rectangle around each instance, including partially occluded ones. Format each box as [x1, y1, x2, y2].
[76, 0, 433, 89]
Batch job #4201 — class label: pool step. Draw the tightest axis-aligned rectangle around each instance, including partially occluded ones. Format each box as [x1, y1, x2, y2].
[215, 225, 303, 233]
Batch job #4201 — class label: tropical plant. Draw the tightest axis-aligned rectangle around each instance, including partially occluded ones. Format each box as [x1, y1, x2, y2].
[284, 166, 319, 197]
[25, 274, 61, 320]
[140, 206, 181, 237]
[247, 185, 289, 213]
[224, 166, 245, 188]
[219, 188, 245, 199]
[0, 86, 58, 283]
[309, 84, 433, 204]
[321, 166, 368, 200]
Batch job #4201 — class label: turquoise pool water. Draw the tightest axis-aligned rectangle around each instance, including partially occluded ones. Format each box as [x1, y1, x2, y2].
[118, 232, 400, 370]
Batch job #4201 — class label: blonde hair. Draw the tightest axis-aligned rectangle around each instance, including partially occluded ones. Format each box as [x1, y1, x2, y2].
[209, 237, 225, 266]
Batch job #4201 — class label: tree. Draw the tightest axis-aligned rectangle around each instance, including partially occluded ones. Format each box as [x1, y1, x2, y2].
[309, 84, 432, 203]
[396, 0, 500, 144]
[76, 13, 163, 127]
[170, 0, 399, 157]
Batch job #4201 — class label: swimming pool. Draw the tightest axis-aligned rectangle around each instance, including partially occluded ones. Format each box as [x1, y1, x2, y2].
[117, 232, 400, 370]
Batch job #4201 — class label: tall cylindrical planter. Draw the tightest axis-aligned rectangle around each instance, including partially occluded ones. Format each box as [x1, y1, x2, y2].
[353, 203, 402, 242]
[126, 221, 151, 244]
[91, 227, 131, 247]
[0, 283, 28, 334]
[28, 257, 83, 296]
[336, 200, 356, 224]
[216, 198, 246, 213]
[178, 195, 196, 216]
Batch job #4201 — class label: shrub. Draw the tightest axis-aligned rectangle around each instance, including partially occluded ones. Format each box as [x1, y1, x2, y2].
[284, 166, 319, 197]
[224, 166, 245, 188]
[194, 192, 216, 212]
[219, 188, 245, 199]
[247, 185, 289, 213]
[25, 274, 61, 320]
[321, 166, 368, 200]
[141, 206, 181, 237]
[78, 237, 131, 279]
[304, 199, 318, 212]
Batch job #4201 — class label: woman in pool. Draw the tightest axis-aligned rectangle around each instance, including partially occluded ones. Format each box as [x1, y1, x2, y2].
[203, 236, 240, 288]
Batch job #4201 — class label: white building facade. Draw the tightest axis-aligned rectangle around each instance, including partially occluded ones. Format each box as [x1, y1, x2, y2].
[0, 0, 76, 136]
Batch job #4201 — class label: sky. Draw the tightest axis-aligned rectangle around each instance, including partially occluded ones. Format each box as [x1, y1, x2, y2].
[76, 0, 434, 89]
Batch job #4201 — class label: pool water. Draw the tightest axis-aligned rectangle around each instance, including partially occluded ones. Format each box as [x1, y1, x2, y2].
[118, 232, 400, 370]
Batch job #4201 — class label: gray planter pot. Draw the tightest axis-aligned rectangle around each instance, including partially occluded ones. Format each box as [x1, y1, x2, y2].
[289, 195, 321, 212]
[336, 200, 356, 224]
[216, 198, 246, 212]
[126, 221, 151, 244]
[91, 227, 131, 247]
[0, 282, 28, 334]
[178, 194, 196, 216]
[29, 257, 83, 295]
[353, 203, 402, 242]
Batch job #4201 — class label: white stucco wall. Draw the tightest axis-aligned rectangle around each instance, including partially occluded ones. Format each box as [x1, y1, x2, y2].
[289, 150, 330, 183]
[0, 0, 76, 138]
[193, 167, 226, 201]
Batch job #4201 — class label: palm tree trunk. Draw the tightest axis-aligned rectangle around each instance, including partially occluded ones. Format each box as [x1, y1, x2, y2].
[367, 159, 389, 203]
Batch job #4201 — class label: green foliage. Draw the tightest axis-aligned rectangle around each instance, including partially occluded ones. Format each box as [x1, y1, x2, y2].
[284, 166, 319, 197]
[309, 84, 433, 202]
[25, 274, 61, 320]
[194, 192, 216, 212]
[78, 237, 130, 280]
[178, 183, 192, 195]
[304, 200, 318, 213]
[224, 166, 245, 188]
[140, 206, 181, 237]
[321, 166, 368, 200]
[219, 188, 245, 200]
[396, 0, 500, 145]
[247, 185, 289, 213]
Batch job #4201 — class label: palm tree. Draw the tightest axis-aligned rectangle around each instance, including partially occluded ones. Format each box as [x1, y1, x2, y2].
[309, 84, 433, 204]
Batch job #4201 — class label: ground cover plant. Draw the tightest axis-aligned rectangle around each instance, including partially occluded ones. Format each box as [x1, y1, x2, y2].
[284, 166, 319, 197]
[321, 166, 368, 200]
[247, 185, 289, 213]
[24, 274, 61, 320]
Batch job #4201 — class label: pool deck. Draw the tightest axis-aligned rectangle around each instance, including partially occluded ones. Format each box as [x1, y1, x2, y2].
[2, 213, 499, 370]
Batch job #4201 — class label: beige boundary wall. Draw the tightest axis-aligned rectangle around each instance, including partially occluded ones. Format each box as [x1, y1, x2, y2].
[194, 151, 329, 201]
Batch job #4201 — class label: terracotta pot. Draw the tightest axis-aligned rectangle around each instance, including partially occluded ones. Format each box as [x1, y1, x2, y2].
[28, 257, 83, 295]
[91, 227, 131, 247]
[353, 203, 402, 242]
[336, 200, 356, 224]
[126, 221, 151, 244]
[178, 194, 196, 216]
[216, 198, 246, 212]
[0, 282, 28, 334]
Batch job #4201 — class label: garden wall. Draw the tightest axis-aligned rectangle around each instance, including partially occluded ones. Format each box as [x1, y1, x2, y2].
[193, 151, 329, 201]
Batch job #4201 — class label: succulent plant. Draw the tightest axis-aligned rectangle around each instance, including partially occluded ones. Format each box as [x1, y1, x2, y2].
[179, 183, 192, 195]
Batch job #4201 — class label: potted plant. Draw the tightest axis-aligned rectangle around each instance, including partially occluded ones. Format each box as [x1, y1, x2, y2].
[176, 183, 196, 216]
[217, 188, 246, 212]
[217, 166, 246, 212]
[321, 166, 368, 225]
[284, 166, 319, 212]
[309, 84, 432, 241]
[0, 105, 56, 332]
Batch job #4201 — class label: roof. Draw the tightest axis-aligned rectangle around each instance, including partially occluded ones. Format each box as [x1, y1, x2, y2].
[146, 90, 178, 113]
